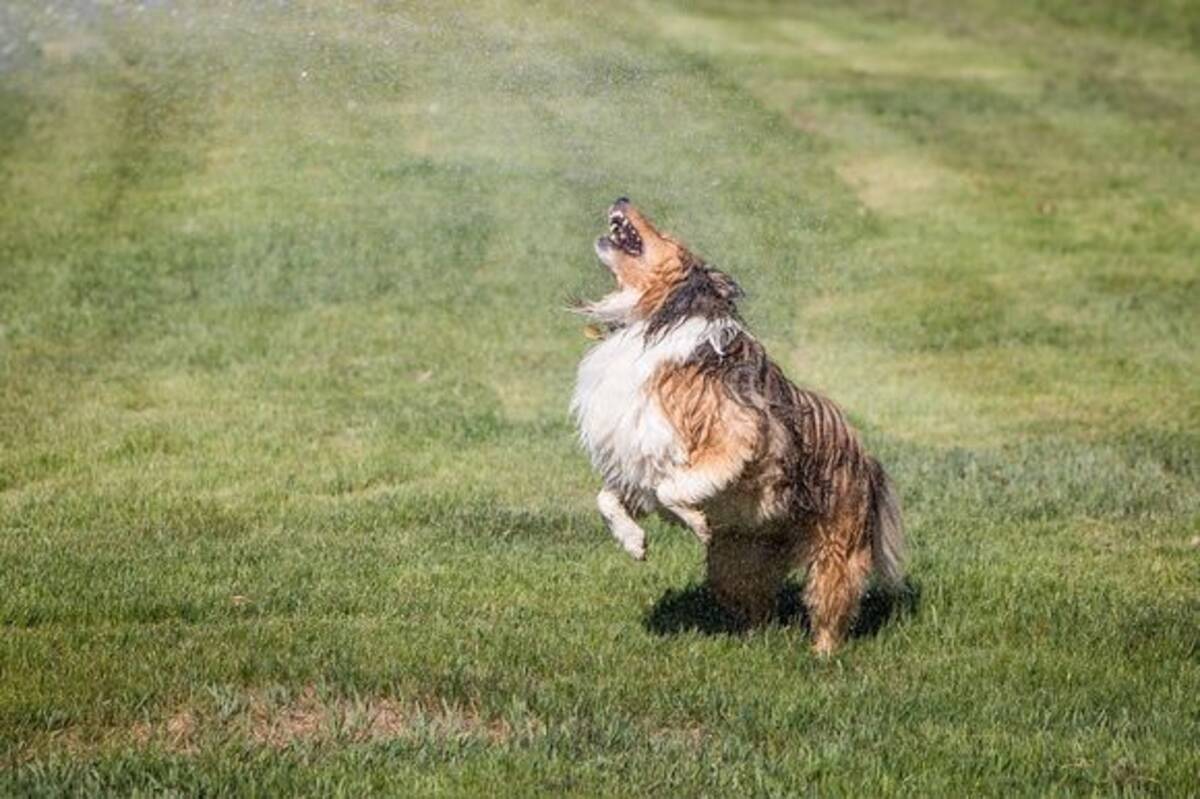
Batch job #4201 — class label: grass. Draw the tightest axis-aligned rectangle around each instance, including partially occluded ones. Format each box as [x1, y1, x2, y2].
[1, 0, 1198, 794]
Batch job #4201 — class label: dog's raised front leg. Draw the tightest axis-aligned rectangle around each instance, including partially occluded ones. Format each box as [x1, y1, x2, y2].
[597, 488, 647, 560]
[655, 470, 722, 545]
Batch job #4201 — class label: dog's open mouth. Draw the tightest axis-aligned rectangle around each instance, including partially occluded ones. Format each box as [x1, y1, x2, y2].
[607, 209, 643, 256]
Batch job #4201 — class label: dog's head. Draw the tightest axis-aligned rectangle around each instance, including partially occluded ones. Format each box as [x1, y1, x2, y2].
[593, 198, 692, 296]
[577, 198, 741, 327]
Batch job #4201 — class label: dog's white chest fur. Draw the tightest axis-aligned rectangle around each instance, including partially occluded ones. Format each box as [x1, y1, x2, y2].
[571, 318, 729, 506]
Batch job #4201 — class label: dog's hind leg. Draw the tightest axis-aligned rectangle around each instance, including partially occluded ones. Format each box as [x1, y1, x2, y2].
[803, 509, 872, 655]
[706, 532, 790, 626]
[597, 488, 647, 560]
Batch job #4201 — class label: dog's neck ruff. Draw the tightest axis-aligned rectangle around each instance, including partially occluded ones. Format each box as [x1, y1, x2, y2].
[571, 315, 741, 509]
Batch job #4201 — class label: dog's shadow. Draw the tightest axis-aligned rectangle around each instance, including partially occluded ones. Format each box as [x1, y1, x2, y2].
[643, 578, 921, 638]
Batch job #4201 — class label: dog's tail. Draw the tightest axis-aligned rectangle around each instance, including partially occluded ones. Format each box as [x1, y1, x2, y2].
[867, 458, 906, 591]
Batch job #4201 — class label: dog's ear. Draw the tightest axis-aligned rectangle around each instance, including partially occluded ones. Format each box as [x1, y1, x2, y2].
[706, 268, 744, 300]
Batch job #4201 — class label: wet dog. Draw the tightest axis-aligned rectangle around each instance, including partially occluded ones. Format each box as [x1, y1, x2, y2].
[571, 198, 905, 654]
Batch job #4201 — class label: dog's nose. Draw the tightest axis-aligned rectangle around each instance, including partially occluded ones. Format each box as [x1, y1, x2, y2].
[614, 196, 630, 207]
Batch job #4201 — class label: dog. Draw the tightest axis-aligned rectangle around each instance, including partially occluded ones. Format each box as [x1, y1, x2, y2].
[571, 198, 905, 654]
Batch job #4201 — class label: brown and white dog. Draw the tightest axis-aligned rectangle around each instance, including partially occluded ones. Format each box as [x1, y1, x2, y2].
[571, 198, 905, 654]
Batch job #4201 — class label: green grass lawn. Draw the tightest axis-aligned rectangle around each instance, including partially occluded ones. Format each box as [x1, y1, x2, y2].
[2, 0, 1198, 794]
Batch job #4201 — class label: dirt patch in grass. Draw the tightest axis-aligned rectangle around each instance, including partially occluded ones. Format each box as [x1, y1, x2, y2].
[244, 684, 513, 749]
[4, 686, 522, 765]
[649, 724, 708, 752]
[129, 710, 198, 755]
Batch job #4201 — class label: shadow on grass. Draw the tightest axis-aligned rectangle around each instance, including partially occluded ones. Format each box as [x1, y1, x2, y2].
[643, 578, 921, 638]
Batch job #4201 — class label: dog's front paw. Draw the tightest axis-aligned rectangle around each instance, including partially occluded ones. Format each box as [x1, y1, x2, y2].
[621, 536, 646, 561]
[613, 522, 646, 561]
[597, 489, 646, 561]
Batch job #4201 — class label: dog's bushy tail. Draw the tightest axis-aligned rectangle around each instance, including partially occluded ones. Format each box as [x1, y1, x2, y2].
[867, 458, 906, 591]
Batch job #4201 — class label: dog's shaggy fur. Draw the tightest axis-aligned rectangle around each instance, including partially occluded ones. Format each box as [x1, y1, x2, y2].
[571, 199, 905, 654]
